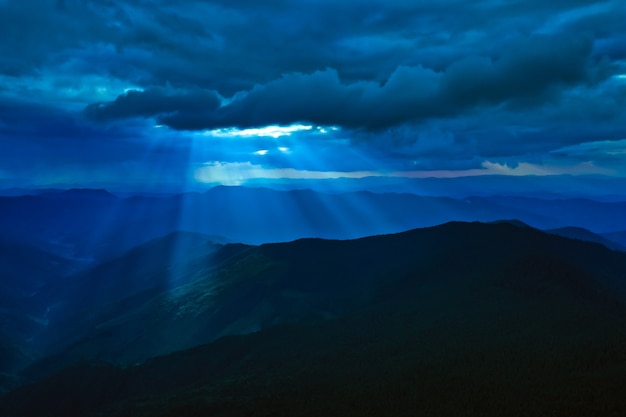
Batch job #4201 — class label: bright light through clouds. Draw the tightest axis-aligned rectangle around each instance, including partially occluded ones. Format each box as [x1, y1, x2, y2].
[316, 127, 339, 134]
[194, 162, 385, 186]
[194, 160, 614, 186]
[2, 0, 626, 191]
[205, 124, 314, 139]
[252, 148, 289, 156]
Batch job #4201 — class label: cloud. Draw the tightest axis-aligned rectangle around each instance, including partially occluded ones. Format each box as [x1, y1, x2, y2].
[87, 34, 593, 131]
[549, 139, 626, 174]
[1, 0, 626, 190]
[85, 88, 222, 122]
[481, 160, 614, 176]
[0, 0, 619, 93]
[193, 157, 614, 188]
[194, 161, 386, 186]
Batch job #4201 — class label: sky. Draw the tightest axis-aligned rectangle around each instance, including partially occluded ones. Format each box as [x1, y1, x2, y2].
[1, 0, 625, 192]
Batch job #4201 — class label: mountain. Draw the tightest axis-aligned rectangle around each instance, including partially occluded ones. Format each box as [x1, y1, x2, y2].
[237, 175, 626, 200]
[477, 195, 626, 233]
[0, 190, 185, 261]
[11, 232, 247, 374]
[2, 188, 626, 254]
[546, 226, 626, 251]
[2, 222, 626, 416]
[602, 230, 626, 249]
[0, 239, 80, 379]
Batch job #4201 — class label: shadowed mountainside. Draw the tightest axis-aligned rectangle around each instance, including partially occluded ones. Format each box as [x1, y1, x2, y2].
[0, 239, 80, 380]
[2, 222, 626, 416]
[2, 231, 248, 381]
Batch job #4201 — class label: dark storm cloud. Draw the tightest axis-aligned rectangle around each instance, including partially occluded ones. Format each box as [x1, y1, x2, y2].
[89, 34, 592, 131]
[1, 0, 620, 93]
[85, 88, 222, 122]
[1, 0, 626, 185]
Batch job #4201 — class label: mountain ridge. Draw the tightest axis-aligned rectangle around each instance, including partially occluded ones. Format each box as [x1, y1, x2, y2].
[5, 221, 625, 389]
[2, 221, 626, 416]
[2, 188, 626, 255]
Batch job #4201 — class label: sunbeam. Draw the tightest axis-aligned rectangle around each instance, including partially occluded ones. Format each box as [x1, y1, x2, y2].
[2, 1, 626, 414]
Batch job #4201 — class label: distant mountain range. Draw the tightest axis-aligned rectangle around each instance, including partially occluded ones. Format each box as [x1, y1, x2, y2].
[1, 187, 626, 259]
[1, 221, 626, 415]
[546, 227, 626, 251]
[602, 230, 626, 248]
[6, 175, 626, 200]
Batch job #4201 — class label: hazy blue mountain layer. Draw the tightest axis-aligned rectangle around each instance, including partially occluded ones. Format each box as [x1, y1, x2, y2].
[2, 188, 626, 256]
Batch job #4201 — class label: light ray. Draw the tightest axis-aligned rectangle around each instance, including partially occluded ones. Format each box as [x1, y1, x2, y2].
[204, 124, 313, 139]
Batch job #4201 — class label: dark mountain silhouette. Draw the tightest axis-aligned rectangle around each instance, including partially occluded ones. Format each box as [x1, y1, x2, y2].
[488, 219, 533, 228]
[2, 222, 626, 416]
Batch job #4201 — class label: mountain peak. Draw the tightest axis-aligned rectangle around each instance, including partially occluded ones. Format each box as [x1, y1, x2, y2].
[488, 219, 533, 229]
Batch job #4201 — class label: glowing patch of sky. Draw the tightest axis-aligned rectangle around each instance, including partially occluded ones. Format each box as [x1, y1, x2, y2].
[204, 124, 313, 139]
[479, 161, 613, 176]
[194, 162, 384, 186]
[194, 159, 613, 186]
[315, 127, 339, 134]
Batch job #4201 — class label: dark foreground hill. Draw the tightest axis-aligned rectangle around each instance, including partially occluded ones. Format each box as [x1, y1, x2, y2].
[2, 222, 626, 416]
